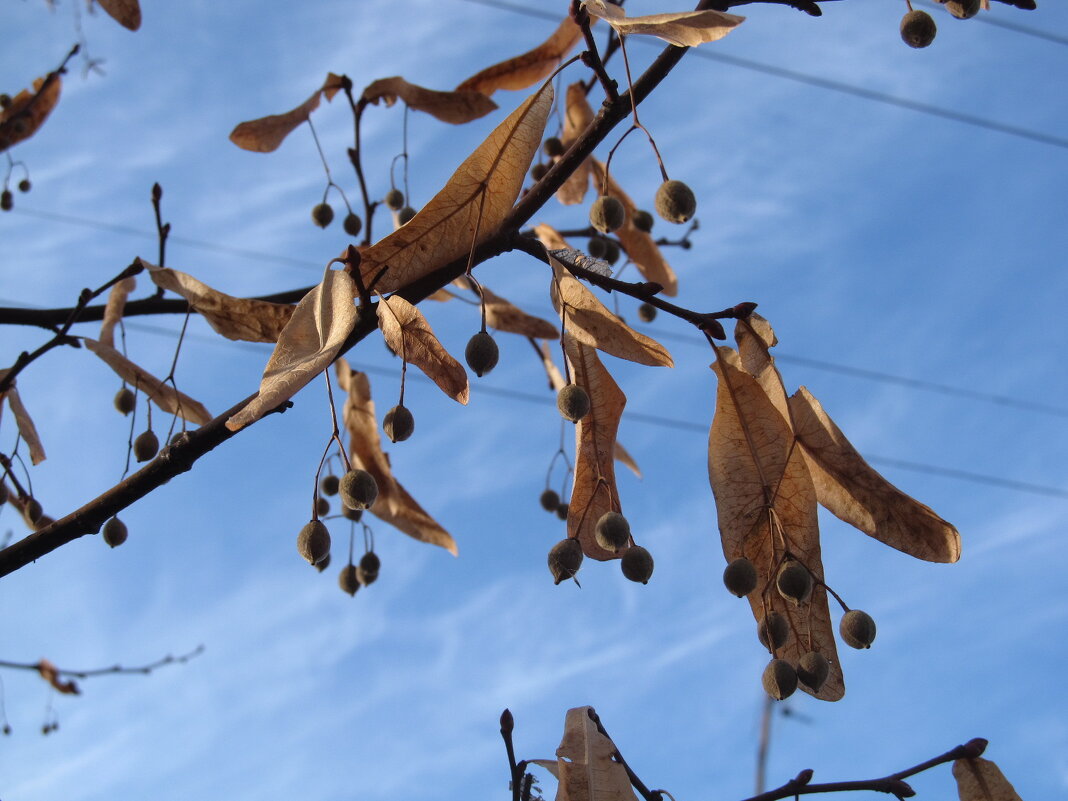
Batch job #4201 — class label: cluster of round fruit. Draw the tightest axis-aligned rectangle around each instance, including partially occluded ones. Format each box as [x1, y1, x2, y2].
[310, 199, 363, 237]
[722, 555, 876, 699]
[529, 136, 566, 183]
[0, 177, 31, 213]
[900, 1, 980, 49]
[539, 487, 570, 522]
[299, 468, 378, 563]
[589, 179, 696, 236]
[548, 511, 654, 585]
[0, 482, 54, 532]
[384, 187, 416, 226]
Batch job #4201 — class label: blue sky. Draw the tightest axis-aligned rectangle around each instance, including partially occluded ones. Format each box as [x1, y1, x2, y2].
[1, 1, 1067, 799]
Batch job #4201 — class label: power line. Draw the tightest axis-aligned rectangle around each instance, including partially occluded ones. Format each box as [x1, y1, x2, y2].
[454, 0, 1068, 151]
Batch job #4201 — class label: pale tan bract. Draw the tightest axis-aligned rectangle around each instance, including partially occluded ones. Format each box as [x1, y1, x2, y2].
[336, 362, 458, 555]
[709, 346, 843, 700]
[532, 707, 638, 801]
[549, 255, 673, 368]
[376, 294, 469, 404]
[455, 16, 584, 96]
[566, 338, 627, 562]
[97, 0, 142, 31]
[83, 339, 213, 426]
[362, 77, 497, 124]
[582, 0, 744, 47]
[556, 82, 595, 206]
[0, 73, 62, 153]
[1, 374, 46, 465]
[590, 160, 678, 296]
[229, 73, 345, 153]
[952, 757, 1023, 801]
[99, 276, 136, 349]
[225, 269, 356, 431]
[143, 260, 294, 343]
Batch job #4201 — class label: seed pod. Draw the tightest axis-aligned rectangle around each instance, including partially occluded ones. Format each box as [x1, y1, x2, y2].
[358, 551, 381, 586]
[530, 162, 550, 182]
[339, 469, 378, 511]
[342, 506, 363, 522]
[796, 651, 830, 692]
[338, 564, 360, 596]
[0, 190, 12, 212]
[298, 520, 331, 565]
[548, 538, 583, 584]
[543, 136, 565, 157]
[723, 557, 758, 597]
[594, 511, 630, 552]
[840, 609, 877, 649]
[654, 180, 696, 224]
[320, 475, 340, 496]
[465, 331, 499, 377]
[343, 213, 362, 237]
[384, 188, 405, 210]
[900, 10, 937, 48]
[315, 552, 332, 573]
[944, 0, 980, 19]
[637, 303, 657, 323]
[113, 387, 136, 415]
[589, 195, 625, 233]
[103, 517, 128, 548]
[586, 237, 608, 259]
[397, 206, 417, 225]
[631, 209, 654, 233]
[311, 202, 334, 228]
[18, 179, 31, 194]
[762, 659, 798, 700]
[539, 489, 560, 512]
[316, 496, 330, 517]
[758, 611, 790, 652]
[603, 240, 620, 266]
[134, 430, 159, 462]
[384, 404, 415, 442]
[555, 502, 569, 521]
[557, 384, 591, 422]
[776, 560, 813, 605]
[25, 497, 43, 523]
[621, 545, 654, 584]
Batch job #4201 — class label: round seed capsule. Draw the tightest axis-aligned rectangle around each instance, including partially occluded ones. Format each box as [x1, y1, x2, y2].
[796, 651, 830, 692]
[114, 387, 136, 415]
[840, 609, 877, 649]
[620, 545, 654, 584]
[723, 557, 758, 597]
[397, 206, 417, 225]
[311, 202, 334, 228]
[555, 502, 569, 521]
[543, 136, 565, 157]
[589, 196, 625, 233]
[539, 489, 560, 512]
[338, 564, 360, 596]
[465, 331, 499, 377]
[298, 520, 331, 565]
[637, 303, 657, 323]
[631, 209, 654, 233]
[357, 551, 381, 586]
[654, 180, 696, 224]
[594, 511, 630, 552]
[548, 538, 583, 584]
[758, 611, 790, 652]
[320, 475, 340, 496]
[586, 237, 608, 260]
[900, 10, 936, 48]
[343, 213, 362, 237]
[339, 469, 378, 511]
[557, 384, 591, 423]
[762, 659, 798, 700]
[776, 560, 813, 605]
[383, 404, 415, 442]
[133, 430, 159, 463]
[384, 188, 405, 210]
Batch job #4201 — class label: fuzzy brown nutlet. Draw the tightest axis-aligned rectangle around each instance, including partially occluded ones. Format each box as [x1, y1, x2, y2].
[384, 188, 405, 211]
[134, 430, 159, 463]
[776, 560, 813, 605]
[621, 545, 654, 584]
[796, 651, 830, 692]
[103, 517, 128, 548]
[465, 331, 499, 377]
[384, 404, 415, 442]
[339, 469, 378, 511]
[723, 557, 758, 597]
[539, 489, 560, 512]
[311, 202, 334, 228]
[758, 611, 790, 652]
[589, 195, 625, 233]
[654, 180, 696, 224]
[298, 520, 331, 565]
[113, 387, 136, 415]
[900, 10, 937, 48]
[548, 538, 583, 584]
[338, 565, 360, 596]
[343, 213, 362, 237]
[557, 384, 591, 423]
[762, 659, 798, 701]
[840, 609, 877, 649]
[594, 511, 630, 552]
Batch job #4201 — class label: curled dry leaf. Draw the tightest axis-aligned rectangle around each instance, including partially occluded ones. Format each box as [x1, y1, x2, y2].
[37, 659, 80, 695]
[142, 260, 294, 343]
[788, 386, 961, 563]
[709, 346, 842, 700]
[566, 338, 627, 561]
[590, 160, 677, 296]
[336, 362, 458, 554]
[1, 375, 46, 465]
[99, 276, 136, 348]
[533, 222, 570, 252]
[83, 339, 212, 426]
[0, 73, 62, 153]
[96, 0, 142, 31]
[543, 707, 638, 801]
[556, 82, 595, 206]
[582, 0, 744, 47]
[377, 294, 469, 404]
[455, 15, 584, 96]
[953, 757, 1023, 801]
[229, 73, 345, 153]
[549, 255, 673, 367]
[454, 276, 557, 339]
[358, 82, 552, 294]
[362, 77, 496, 124]
[225, 269, 356, 431]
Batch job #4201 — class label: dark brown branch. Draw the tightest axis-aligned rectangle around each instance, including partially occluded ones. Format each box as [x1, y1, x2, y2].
[586, 707, 663, 801]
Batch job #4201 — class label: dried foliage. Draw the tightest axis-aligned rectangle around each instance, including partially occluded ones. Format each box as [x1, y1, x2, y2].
[1, 377, 46, 465]
[556, 82, 595, 206]
[362, 77, 497, 124]
[0, 73, 62, 153]
[953, 757, 1024, 801]
[96, 0, 142, 31]
[229, 73, 345, 153]
[377, 294, 469, 404]
[456, 15, 584, 96]
[533, 706, 638, 801]
[582, 0, 744, 47]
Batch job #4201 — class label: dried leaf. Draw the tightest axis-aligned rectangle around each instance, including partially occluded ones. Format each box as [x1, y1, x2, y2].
[0, 73, 62, 152]
[953, 757, 1023, 801]
[229, 73, 344, 153]
[552, 707, 638, 801]
[143, 260, 294, 343]
[359, 82, 553, 294]
[377, 294, 469, 404]
[83, 339, 212, 426]
[709, 347, 842, 700]
[566, 338, 626, 561]
[533, 222, 571, 252]
[2, 379, 46, 464]
[336, 362, 458, 554]
[99, 276, 136, 348]
[556, 82, 595, 205]
[582, 1, 744, 47]
[550, 256, 673, 367]
[362, 77, 496, 124]
[590, 160, 677, 296]
[734, 314, 790, 422]
[96, 0, 142, 31]
[37, 659, 80, 695]
[456, 16, 583, 96]
[788, 386, 961, 563]
[225, 269, 356, 431]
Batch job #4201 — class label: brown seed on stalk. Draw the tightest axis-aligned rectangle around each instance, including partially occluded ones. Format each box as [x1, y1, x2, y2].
[311, 202, 334, 228]
[339, 564, 360, 596]
[465, 331, 499, 377]
[114, 388, 136, 415]
[384, 188, 405, 210]
[555, 502, 569, 521]
[637, 303, 657, 323]
[776, 560, 813, 605]
[557, 384, 590, 422]
[589, 195, 625, 233]
[632, 209, 654, 233]
[945, 0, 980, 19]
[594, 511, 630, 552]
[621, 545, 654, 584]
[900, 10, 937, 48]
[339, 469, 378, 511]
[762, 659, 798, 700]
[586, 237, 608, 260]
[316, 496, 330, 517]
[102, 516, 128, 548]
[758, 611, 790, 651]
[539, 489, 560, 512]
[840, 609, 877, 649]
[530, 162, 550, 182]
[548, 538, 583, 584]
[134, 430, 159, 462]
[543, 136, 565, 157]
[723, 557, 757, 597]
[384, 404, 415, 442]
[796, 651, 830, 692]
[342, 506, 363, 522]
[343, 213, 362, 237]
[0, 190, 12, 212]
[603, 240, 620, 266]
[320, 475, 340, 496]
[654, 180, 696, 224]
[358, 551, 381, 586]
[25, 497, 43, 523]
[298, 520, 331, 565]
[397, 206, 417, 225]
